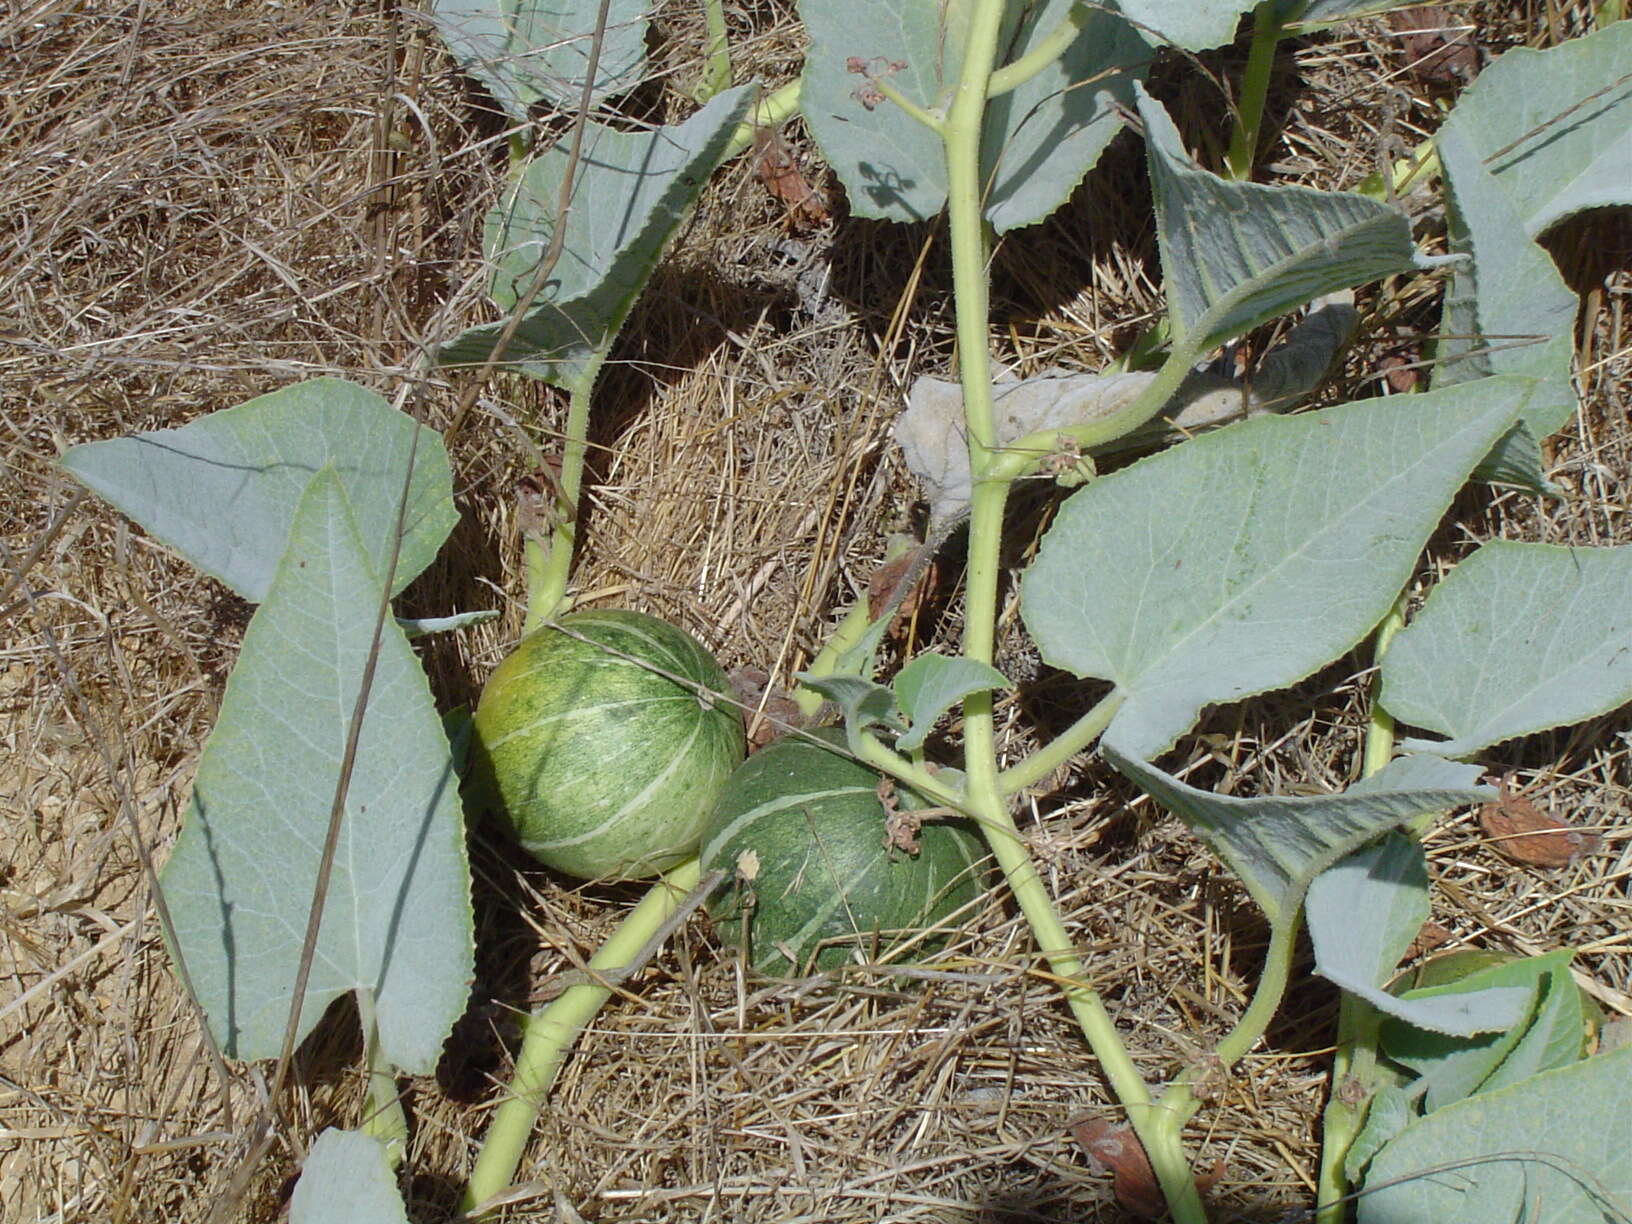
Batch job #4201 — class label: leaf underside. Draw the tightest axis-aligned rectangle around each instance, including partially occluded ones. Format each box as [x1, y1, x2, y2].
[159, 470, 473, 1073]
[1380, 541, 1632, 759]
[1021, 377, 1530, 760]
[289, 1129, 409, 1224]
[60, 378, 456, 604]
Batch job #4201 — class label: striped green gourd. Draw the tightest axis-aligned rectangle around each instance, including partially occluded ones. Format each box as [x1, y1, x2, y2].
[701, 729, 986, 974]
[471, 609, 745, 881]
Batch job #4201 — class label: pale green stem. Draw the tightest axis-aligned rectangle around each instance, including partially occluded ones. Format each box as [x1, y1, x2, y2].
[942, 7, 1204, 1221]
[722, 81, 802, 161]
[990, 338, 1203, 485]
[854, 731, 969, 814]
[695, 0, 732, 102]
[460, 859, 702, 1217]
[1225, 2, 1286, 180]
[356, 989, 407, 1169]
[1354, 135, 1440, 203]
[997, 690, 1123, 795]
[1315, 596, 1407, 1221]
[1156, 911, 1302, 1132]
[874, 77, 945, 133]
[525, 370, 599, 631]
[986, 3, 1092, 97]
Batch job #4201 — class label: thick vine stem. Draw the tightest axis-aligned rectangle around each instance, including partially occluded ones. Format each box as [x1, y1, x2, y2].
[997, 690, 1123, 795]
[986, 2, 1092, 97]
[356, 989, 407, 1169]
[459, 860, 702, 1217]
[1224, 2, 1286, 180]
[1314, 595, 1407, 1220]
[939, 7, 1205, 1221]
[523, 372, 598, 630]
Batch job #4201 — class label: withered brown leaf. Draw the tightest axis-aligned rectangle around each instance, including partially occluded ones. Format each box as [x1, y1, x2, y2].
[1478, 774, 1600, 869]
[753, 127, 829, 231]
[1071, 1118, 1223, 1219]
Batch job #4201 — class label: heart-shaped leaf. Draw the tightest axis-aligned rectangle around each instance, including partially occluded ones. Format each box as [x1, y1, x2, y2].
[1021, 377, 1531, 760]
[1380, 541, 1632, 759]
[159, 470, 474, 1072]
[797, 0, 1148, 231]
[439, 86, 755, 388]
[61, 379, 456, 604]
[1137, 85, 1419, 361]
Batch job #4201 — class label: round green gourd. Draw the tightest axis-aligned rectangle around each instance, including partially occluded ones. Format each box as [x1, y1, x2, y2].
[471, 609, 745, 881]
[701, 730, 986, 974]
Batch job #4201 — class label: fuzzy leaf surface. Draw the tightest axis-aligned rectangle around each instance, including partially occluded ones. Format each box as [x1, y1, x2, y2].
[439, 86, 754, 386]
[290, 1130, 408, 1224]
[797, 0, 1147, 231]
[1434, 24, 1632, 455]
[1359, 1045, 1632, 1224]
[1101, 747, 1493, 925]
[1137, 85, 1418, 358]
[1380, 541, 1632, 758]
[892, 653, 1008, 752]
[60, 379, 455, 604]
[159, 471, 474, 1072]
[1114, 1, 1253, 50]
[427, 0, 648, 120]
[1021, 378, 1530, 760]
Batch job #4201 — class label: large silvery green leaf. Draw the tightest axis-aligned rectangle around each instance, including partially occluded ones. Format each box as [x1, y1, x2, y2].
[439, 86, 755, 387]
[1382, 952, 1576, 1113]
[160, 470, 474, 1073]
[60, 379, 455, 604]
[1379, 541, 1632, 759]
[290, 1130, 409, 1224]
[1137, 86, 1420, 359]
[427, 0, 648, 121]
[1308, 827, 1528, 1036]
[797, 0, 1147, 231]
[1114, 1, 1254, 50]
[1358, 1045, 1632, 1224]
[1021, 377, 1531, 760]
[1272, 0, 1409, 23]
[1433, 24, 1632, 450]
[1102, 746, 1493, 925]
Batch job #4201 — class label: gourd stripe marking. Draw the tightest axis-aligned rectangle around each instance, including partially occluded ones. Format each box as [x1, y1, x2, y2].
[771, 855, 886, 970]
[530, 715, 710, 851]
[483, 693, 688, 751]
[700, 785, 875, 860]
[565, 616, 697, 675]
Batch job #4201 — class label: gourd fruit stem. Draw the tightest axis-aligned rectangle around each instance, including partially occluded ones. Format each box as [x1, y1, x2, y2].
[459, 858, 702, 1217]
[937, 6, 1206, 1222]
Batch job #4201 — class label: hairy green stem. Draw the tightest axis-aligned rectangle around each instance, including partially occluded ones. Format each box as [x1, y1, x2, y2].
[997, 690, 1123, 795]
[986, 2, 1092, 97]
[524, 371, 599, 630]
[1157, 912, 1302, 1133]
[695, 0, 732, 102]
[989, 338, 1204, 485]
[937, 7, 1205, 1221]
[356, 989, 407, 1168]
[1225, 2, 1286, 180]
[1314, 596, 1407, 1220]
[460, 859, 702, 1217]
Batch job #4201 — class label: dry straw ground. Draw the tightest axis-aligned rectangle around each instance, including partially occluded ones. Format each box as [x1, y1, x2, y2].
[2, 1, 1627, 1221]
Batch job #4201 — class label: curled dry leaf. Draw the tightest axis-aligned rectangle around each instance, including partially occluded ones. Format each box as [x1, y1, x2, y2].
[1071, 1118, 1224, 1219]
[1388, 6, 1481, 88]
[753, 127, 829, 230]
[729, 665, 804, 753]
[867, 543, 937, 642]
[1477, 773, 1600, 869]
[1405, 920, 1455, 961]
